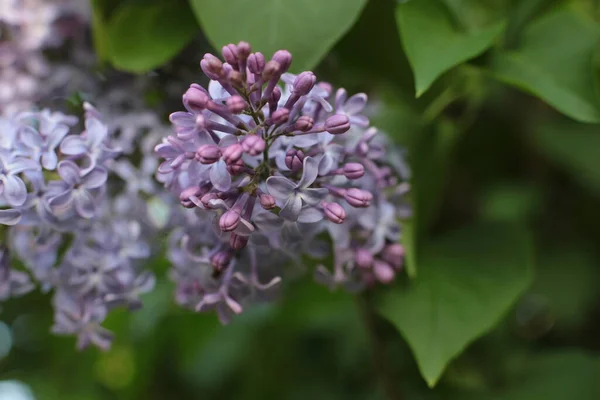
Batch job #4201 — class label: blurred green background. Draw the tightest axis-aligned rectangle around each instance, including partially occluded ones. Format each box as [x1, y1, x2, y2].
[2, 0, 600, 398]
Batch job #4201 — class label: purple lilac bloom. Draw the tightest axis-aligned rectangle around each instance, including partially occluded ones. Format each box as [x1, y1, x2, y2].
[157, 42, 410, 323]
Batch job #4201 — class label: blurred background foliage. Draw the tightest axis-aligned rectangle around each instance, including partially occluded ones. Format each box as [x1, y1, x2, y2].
[2, 0, 600, 398]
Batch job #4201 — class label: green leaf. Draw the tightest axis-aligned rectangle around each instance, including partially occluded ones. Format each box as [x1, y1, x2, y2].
[534, 120, 600, 193]
[377, 222, 534, 387]
[188, 0, 367, 72]
[106, 0, 199, 73]
[495, 351, 600, 399]
[396, 0, 505, 97]
[490, 7, 600, 122]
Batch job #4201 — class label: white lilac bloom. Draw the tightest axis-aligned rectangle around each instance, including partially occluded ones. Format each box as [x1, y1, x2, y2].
[156, 42, 410, 324]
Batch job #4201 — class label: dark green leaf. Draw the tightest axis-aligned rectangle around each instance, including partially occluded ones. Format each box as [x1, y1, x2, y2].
[188, 0, 367, 72]
[106, 0, 199, 73]
[490, 7, 600, 122]
[396, 0, 505, 96]
[377, 222, 534, 387]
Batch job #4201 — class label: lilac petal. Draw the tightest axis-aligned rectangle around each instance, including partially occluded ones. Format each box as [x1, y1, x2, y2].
[57, 160, 80, 186]
[48, 189, 74, 209]
[335, 88, 348, 111]
[266, 176, 295, 199]
[234, 218, 255, 236]
[297, 207, 323, 223]
[210, 160, 231, 191]
[60, 136, 87, 155]
[169, 112, 194, 126]
[89, 328, 114, 351]
[85, 117, 107, 148]
[279, 193, 302, 221]
[252, 210, 283, 232]
[350, 115, 370, 128]
[0, 208, 21, 225]
[297, 156, 319, 189]
[134, 271, 156, 294]
[81, 167, 108, 189]
[8, 157, 40, 174]
[155, 143, 180, 158]
[41, 151, 58, 170]
[310, 95, 333, 112]
[218, 134, 238, 148]
[344, 93, 368, 114]
[46, 125, 69, 149]
[19, 126, 43, 148]
[2, 175, 27, 206]
[299, 187, 328, 206]
[73, 190, 96, 219]
[224, 295, 243, 314]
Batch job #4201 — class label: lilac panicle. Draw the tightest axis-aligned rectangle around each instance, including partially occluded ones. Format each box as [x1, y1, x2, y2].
[156, 42, 411, 323]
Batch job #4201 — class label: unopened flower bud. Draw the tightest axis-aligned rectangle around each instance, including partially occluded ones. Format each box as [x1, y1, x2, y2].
[227, 70, 243, 87]
[211, 251, 232, 271]
[382, 244, 405, 268]
[271, 108, 290, 124]
[343, 163, 365, 180]
[293, 71, 316, 96]
[200, 193, 219, 209]
[271, 87, 282, 103]
[285, 149, 304, 171]
[322, 202, 346, 224]
[373, 260, 395, 284]
[230, 233, 249, 250]
[179, 186, 203, 208]
[183, 84, 208, 112]
[220, 209, 241, 232]
[227, 159, 245, 175]
[237, 41, 251, 59]
[355, 249, 373, 269]
[295, 116, 314, 132]
[222, 143, 243, 164]
[196, 144, 221, 164]
[222, 44, 239, 69]
[344, 188, 372, 207]
[247, 52, 265, 74]
[226, 95, 247, 114]
[259, 193, 276, 210]
[242, 135, 266, 156]
[263, 60, 281, 79]
[325, 114, 351, 135]
[272, 50, 292, 73]
[200, 54, 224, 79]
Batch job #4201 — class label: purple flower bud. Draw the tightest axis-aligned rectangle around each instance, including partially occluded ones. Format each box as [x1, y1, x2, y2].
[226, 95, 247, 114]
[196, 144, 221, 164]
[285, 149, 305, 171]
[179, 186, 204, 208]
[183, 84, 209, 112]
[272, 50, 292, 73]
[293, 71, 316, 96]
[237, 41, 251, 59]
[222, 143, 243, 164]
[200, 54, 224, 79]
[355, 249, 373, 269]
[344, 188, 373, 207]
[227, 70, 243, 87]
[227, 158, 245, 175]
[373, 260, 395, 284]
[222, 44, 239, 69]
[295, 116, 314, 132]
[271, 108, 290, 124]
[271, 87, 282, 103]
[247, 52, 265, 74]
[325, 114, 351, 135]
[343, 163, 365, 180]
[211, 251, 232, 271]
[263, 60, 281, 79]
[382, 244, 405, 268]
[230, 233, 248, 250]
[242, 135, 266, 156]
[259, 193, 276, 210]
[200, 193, 219, 208]
[220, 209, 241, 232]
[322, 202, 346, 224]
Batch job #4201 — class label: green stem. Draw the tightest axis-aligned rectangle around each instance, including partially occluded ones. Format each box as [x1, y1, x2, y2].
[357, 295, 403, 400]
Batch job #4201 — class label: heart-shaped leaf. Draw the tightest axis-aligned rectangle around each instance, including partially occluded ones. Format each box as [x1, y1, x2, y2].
[189, 0, 367, 72]
[377, 222, 533, 387]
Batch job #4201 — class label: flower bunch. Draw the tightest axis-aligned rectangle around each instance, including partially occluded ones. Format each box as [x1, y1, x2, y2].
[0, 106, 159, 349]
[157, 42, 410, 323]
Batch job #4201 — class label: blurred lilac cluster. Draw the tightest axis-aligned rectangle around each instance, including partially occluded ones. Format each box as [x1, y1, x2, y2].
[0, 0, 90, 114]
[0, 103, 171, 350]
[157, 43, 410, 323]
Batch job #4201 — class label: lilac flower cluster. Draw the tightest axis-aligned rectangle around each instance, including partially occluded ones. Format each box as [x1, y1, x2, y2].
[0, 0, 90, 114]
[157, 43, 410, 323]
[0, 106, 158, 350]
